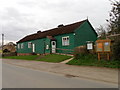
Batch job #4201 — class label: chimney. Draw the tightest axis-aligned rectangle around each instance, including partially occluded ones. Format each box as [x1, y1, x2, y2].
[37, 30, 42, 33]
[58, 24, 64, 28]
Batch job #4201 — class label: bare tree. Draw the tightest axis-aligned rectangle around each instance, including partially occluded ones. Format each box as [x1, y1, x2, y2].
[96, 25, 106, 39]
[106, 0, 120, 34]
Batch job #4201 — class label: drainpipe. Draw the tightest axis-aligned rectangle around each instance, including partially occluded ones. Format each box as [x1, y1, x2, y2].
[43, 40, 45, 54]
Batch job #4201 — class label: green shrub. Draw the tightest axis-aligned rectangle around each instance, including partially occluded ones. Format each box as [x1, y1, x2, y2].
[112, 38, 120, 60]
[67, 55, 119, 68]
[74, 46, 88, 59]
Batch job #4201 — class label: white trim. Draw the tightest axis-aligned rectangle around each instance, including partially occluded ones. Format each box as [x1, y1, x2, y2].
[28, 42, 32, 48]
[46, 45, 49, 50]
[51, 41, 56, 53]
[32, 44, 35, 52]
[62, 36, 70, 46]
[18, 44, 20, 49]
[21, 43, 24, 49]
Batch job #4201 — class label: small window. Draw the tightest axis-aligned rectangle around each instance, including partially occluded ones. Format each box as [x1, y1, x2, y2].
[62, 36, 69, 46]
[67, 37, 69, 40]
[28, 42, 32, 48]
[52, 42, 55, 45]
[18, 44, 20, 49]
[21, 43, 24, 49]
[46, 45, 49, 49]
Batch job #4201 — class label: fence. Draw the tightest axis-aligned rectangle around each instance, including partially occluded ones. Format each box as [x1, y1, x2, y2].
[55, 48, 74, 54]
[2, 52, 17, 57]
[52, 46, 91, 55]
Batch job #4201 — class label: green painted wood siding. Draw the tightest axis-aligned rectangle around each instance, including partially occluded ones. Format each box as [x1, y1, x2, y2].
[17, 38, 45, 54]
[45, 38, 51, 53]
[17, 20, 97, 54]
[54, 33, 75, 54]
[17, 41, 32, 53]
[74, 21, 97, 47]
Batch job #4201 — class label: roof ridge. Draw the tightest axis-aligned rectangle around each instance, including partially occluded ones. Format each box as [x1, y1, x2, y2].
[41, 19, 87, 33]
[17, 19, 87, 43]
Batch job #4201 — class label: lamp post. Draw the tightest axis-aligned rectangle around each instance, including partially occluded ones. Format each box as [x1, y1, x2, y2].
[2, 34, 4, 54]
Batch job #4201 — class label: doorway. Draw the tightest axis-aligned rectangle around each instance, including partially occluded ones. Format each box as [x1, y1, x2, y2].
[32, 44, 35, 53]
[51, 41, 56, 53]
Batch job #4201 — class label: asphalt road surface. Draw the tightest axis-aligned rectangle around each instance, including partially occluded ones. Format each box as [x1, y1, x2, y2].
[2, 62, 118, 88]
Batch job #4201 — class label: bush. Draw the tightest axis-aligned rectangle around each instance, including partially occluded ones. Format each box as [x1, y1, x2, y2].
[3, 49, 10, 53]
[67, 57, 119, 68]
[112, 38, 120, 60]
[2, 52, 17, 57]
[74, 46, 88, 59]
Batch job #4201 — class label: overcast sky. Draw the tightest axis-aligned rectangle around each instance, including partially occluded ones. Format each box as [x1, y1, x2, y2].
[0, 0, 112, 45]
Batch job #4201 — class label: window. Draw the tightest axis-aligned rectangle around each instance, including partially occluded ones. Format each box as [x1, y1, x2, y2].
[52, 42, 55, 45]
[46, 45, 49, 49]
[21, 43, 24, 49]
[28, 42, 32, 48]
[18, 44, 20, 49]
[62, 36, 69, 46]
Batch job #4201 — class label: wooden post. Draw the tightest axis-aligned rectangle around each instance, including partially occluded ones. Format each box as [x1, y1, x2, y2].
[107, 53, 110, 60]
[98, 53, 100, 61]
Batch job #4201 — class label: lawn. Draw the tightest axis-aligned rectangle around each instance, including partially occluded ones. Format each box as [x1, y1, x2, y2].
[3, 55, 39, 60]
[67, 54, 119, 68]
[3, 54, 72, 63]
[37, 54, 72, 63]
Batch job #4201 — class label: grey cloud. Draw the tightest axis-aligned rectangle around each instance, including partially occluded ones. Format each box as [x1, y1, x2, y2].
[0, 0, 111, 44]
[1, 7, 23, 23]
[2, 24, 36, 42]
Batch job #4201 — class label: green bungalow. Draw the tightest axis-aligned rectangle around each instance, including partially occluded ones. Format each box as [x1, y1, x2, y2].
[17, 19, 98, 55]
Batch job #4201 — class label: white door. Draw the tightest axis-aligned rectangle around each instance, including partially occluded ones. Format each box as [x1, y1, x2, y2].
[32, 44, 35, 53]
[51, 41, 56, 53]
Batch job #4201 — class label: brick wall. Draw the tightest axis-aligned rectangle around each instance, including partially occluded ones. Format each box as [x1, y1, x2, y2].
[17, 53, 32, 56]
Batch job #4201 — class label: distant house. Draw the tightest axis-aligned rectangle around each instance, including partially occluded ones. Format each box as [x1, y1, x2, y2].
[17, 19, 98, 55]
[3, 42, 16, 53]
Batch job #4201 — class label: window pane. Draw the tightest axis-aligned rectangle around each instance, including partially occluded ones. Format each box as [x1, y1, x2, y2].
[62, 36, 70, 46]
[52, 42, 55, 45]
[18, 44, 20, 49]
[67, 37, 69, 40]
[21, 43, 24, 49]
[28, 42, 32, 48]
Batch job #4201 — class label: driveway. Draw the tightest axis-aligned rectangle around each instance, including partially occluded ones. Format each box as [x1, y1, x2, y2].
[2, 59, 118, 85]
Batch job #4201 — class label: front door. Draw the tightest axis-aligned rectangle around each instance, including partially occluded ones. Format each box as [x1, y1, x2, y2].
[51, 41, 56, 53]
[32, 44, 35, 53]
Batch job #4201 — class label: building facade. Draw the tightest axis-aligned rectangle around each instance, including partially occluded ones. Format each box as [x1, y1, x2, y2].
[17, 19, 98, 55]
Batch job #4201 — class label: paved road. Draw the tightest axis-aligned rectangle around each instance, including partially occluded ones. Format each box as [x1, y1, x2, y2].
[2, 62, 118, 88]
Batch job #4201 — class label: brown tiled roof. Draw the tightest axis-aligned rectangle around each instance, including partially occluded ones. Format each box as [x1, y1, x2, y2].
[17, 20, 87, 43]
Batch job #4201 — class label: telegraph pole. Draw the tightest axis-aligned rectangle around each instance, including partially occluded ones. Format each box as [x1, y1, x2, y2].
[2, 34, 4, 54]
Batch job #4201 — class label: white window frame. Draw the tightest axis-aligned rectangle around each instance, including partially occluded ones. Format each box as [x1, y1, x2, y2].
[21, 43, 24, 49]
[28, 42, 32, 48]
[62, 36, 70, 46]
[18, 44, 20, 49]
[46, 45, 49, 50]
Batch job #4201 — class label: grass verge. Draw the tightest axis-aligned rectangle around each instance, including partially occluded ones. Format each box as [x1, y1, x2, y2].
[3, 54, 72, 63]
[37, 54, 72, 63]
[3, 55, 39, 60]
[67, 54, 119, 68]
